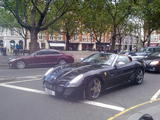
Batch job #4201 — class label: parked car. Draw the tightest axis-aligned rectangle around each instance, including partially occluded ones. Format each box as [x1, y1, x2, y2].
[8, 49, 74, 69]
[144, 52, 160, 72]
[120, 51, 146, 61]
[140, 46, 160, 53]
[136, 46, 160, 57]
[43, 53, 145, 100]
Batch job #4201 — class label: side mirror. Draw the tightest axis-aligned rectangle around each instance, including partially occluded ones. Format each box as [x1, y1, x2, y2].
[80, 58, 84, 61]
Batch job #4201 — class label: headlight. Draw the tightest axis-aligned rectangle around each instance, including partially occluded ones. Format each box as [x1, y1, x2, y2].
[66, 74, 84, 87]
[150, 61, 160, 66]
[44, 68, 54, 76]
[9, 58, 16, 62]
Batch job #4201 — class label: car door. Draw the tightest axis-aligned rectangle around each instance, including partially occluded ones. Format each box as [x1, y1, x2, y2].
[45, 51, 62, 65]
[110, 56, 135, 85]
[29, 51, 50, 66]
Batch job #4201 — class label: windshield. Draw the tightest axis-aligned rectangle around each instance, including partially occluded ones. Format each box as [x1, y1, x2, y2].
[139, 48, 152, 52]
[150, 52, 160, 57]
[82, 53, 117, 66]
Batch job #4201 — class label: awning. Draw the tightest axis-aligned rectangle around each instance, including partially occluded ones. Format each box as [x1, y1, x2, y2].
[49, 43, 65, 47]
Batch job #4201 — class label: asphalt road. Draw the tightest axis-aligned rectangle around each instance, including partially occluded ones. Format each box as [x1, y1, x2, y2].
[0, 68, 160, 120]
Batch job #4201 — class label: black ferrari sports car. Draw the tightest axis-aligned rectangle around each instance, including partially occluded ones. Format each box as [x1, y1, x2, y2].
[144, 52, 160, 72]
[43, 53, 145, 100]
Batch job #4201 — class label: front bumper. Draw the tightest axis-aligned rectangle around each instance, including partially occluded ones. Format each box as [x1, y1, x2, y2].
[43, 81, 84, 99]
[8, 62, 15, 68]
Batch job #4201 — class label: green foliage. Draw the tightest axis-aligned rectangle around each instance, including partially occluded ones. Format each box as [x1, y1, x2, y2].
[79, 0, 110, 42]
[0, 8, 20, 28]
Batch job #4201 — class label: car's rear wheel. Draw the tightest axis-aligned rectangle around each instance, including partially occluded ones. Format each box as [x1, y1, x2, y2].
[16, 61, 26, 69]
[58, 59, 66, 65]
[134, 69, 144, 85]
[85, 78, 101, 100]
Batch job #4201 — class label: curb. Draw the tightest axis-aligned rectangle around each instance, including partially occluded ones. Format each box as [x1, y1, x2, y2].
[107, 98, 160, 120]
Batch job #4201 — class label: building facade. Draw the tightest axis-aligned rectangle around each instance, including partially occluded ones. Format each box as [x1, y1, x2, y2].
[2, 26, 159, 54]
[0, 27, 24, 54]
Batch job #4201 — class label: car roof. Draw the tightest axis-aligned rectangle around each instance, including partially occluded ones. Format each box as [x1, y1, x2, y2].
[146, 46, 160, 49]
[38, 49, 60, 52]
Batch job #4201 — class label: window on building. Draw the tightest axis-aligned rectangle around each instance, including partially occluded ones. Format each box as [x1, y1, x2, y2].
[10, 40, 15, 49]
[0, 40, 3, 47]
[58, 34, 62, 41]
[39, 33, 43, 39]
[41, 43, 45, 49]
[50, 35, 54, 41]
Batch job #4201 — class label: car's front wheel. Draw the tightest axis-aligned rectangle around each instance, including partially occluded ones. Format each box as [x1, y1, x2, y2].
[85, 78, 102, 100]
[134, 69, 144, 85]
[16, 61, 26, 69]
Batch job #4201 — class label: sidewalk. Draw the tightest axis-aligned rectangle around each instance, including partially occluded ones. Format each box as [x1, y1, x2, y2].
[108, 99, 160, 120]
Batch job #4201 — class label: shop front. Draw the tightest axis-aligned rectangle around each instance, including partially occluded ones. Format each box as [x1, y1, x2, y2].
[48, 41, 65, 50]
[82, 43, 94, 51]
[96, 42, 110, 51]
[68, 43, 79, 51]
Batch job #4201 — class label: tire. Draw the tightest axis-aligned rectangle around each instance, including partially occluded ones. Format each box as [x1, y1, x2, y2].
[16, 61, 26, 69]
[58, 59, 67, 65]
[134, 69, 144, 85]
[85, 78, 101, 100]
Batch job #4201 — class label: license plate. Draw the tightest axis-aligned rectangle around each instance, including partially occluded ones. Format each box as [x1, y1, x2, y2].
[45, 88, 55, 96]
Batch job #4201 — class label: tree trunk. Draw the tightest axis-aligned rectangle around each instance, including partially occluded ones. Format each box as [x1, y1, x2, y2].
[142, 41, 145, 47]
[65, 32, 70, 51]
[29, 30, 40, 53]
[110, 27, 116, 51]
[147, 30, 151, 47]
[24, 31, 28, 49]
[118, 37, 122, 52]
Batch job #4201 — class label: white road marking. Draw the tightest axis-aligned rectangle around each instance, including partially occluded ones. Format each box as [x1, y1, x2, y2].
[0, 84, 46, 95]
[151, 89, 160, 101]
[16, 75, 42, 79]
[0, 83, 125, 111]
[0, 78, 41, 85]
[83, 101, 125, 111]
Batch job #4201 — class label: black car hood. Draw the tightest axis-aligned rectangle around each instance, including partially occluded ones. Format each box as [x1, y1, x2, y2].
[44, 62, 109, 82]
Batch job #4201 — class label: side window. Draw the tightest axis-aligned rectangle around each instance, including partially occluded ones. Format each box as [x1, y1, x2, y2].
[36, 51, 60, 55]
[36, 51, 45, 55]
[155, 48, 160, 52]
[48, 51, 60, 55]
[116, 56, 131, 66]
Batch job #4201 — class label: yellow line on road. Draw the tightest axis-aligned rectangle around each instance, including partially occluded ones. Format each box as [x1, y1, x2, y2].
[107, 98, 160, 120]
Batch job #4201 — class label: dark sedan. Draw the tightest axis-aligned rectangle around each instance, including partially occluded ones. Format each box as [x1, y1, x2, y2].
[43, 53, 145, 100]
[144, 52, 160, 72]
[9, 49, 74, 69]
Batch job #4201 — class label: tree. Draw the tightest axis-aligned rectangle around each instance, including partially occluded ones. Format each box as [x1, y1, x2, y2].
[1, 0, 74, 52]
[104, 0, 132, 51]
[80, 0, 110, 50]
[48, 1, 81, 50]
[0, 8, 28, 49]
[133, 0, 160, 47]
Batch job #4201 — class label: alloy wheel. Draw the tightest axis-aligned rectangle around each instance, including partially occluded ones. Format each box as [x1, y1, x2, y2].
[16, 61, 26, 69]
[86, 78, 101, 100]
[136, 69, 144, 84]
